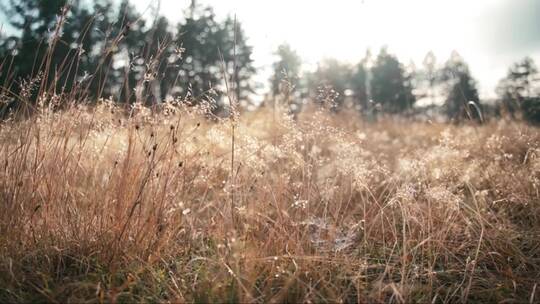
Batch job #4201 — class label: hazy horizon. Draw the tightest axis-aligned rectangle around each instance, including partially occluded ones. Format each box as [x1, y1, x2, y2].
[1, 0, 539, 100]
[131, 0, 540, 100]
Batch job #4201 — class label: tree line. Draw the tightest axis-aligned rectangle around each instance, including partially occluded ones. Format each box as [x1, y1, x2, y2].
[271, 45, 540, 123]
[0, 0, 254, 114]
[1, 0, 539, 123]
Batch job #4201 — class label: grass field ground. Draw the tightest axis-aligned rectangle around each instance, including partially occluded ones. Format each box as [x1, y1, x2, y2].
[0, 101, 539, 303]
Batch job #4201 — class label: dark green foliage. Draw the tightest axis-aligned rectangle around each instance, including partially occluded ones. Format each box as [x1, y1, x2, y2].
[370, 48, 415, 113]
[350, 58, 368, 111]
[307, 58, 352, 109]
[439, 51, 480, 121]
[169, 6, 224, 101]
[0, 0, 256, 109]
[0, 0, 67, 93]
[270, 43, 302, 97]
[521, 97, 540, 124]
[222, 17, 256, 104]
[163, 5, 255, 108]
[496, 57, 539, 120]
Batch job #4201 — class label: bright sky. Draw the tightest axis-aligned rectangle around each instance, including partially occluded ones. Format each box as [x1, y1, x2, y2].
[35, 0, 540, 99]
[131, 0, 540, 100]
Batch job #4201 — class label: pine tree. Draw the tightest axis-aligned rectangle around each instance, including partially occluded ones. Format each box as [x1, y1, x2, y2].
[370, 48, 415, 113]
[167, 5, 255, 108]
[439, 51, 480, 121]
[307, 58, 352, 110]
[496, 57, 539, 117]
[0, 0, 67, 93]
[350, 55, 369, 111]
[0, 0, 255, 110]
[270, 43, 302, 98]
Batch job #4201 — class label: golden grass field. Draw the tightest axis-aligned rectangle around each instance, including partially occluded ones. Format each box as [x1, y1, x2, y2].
[0, 101, 539, 303]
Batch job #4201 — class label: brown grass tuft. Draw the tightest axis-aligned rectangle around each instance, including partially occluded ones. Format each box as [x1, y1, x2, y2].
[0, 101, 539, 303]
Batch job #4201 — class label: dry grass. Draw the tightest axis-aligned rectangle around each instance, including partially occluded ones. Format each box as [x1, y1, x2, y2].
[0, 99, 539, 303]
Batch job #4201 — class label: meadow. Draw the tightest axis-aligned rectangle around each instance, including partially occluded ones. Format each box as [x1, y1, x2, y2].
[0, 98, 539, 303]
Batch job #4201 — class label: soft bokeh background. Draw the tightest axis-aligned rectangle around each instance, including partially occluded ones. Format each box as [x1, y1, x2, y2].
[132, 0, 540, 99]
[1, 0, 539, 122]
